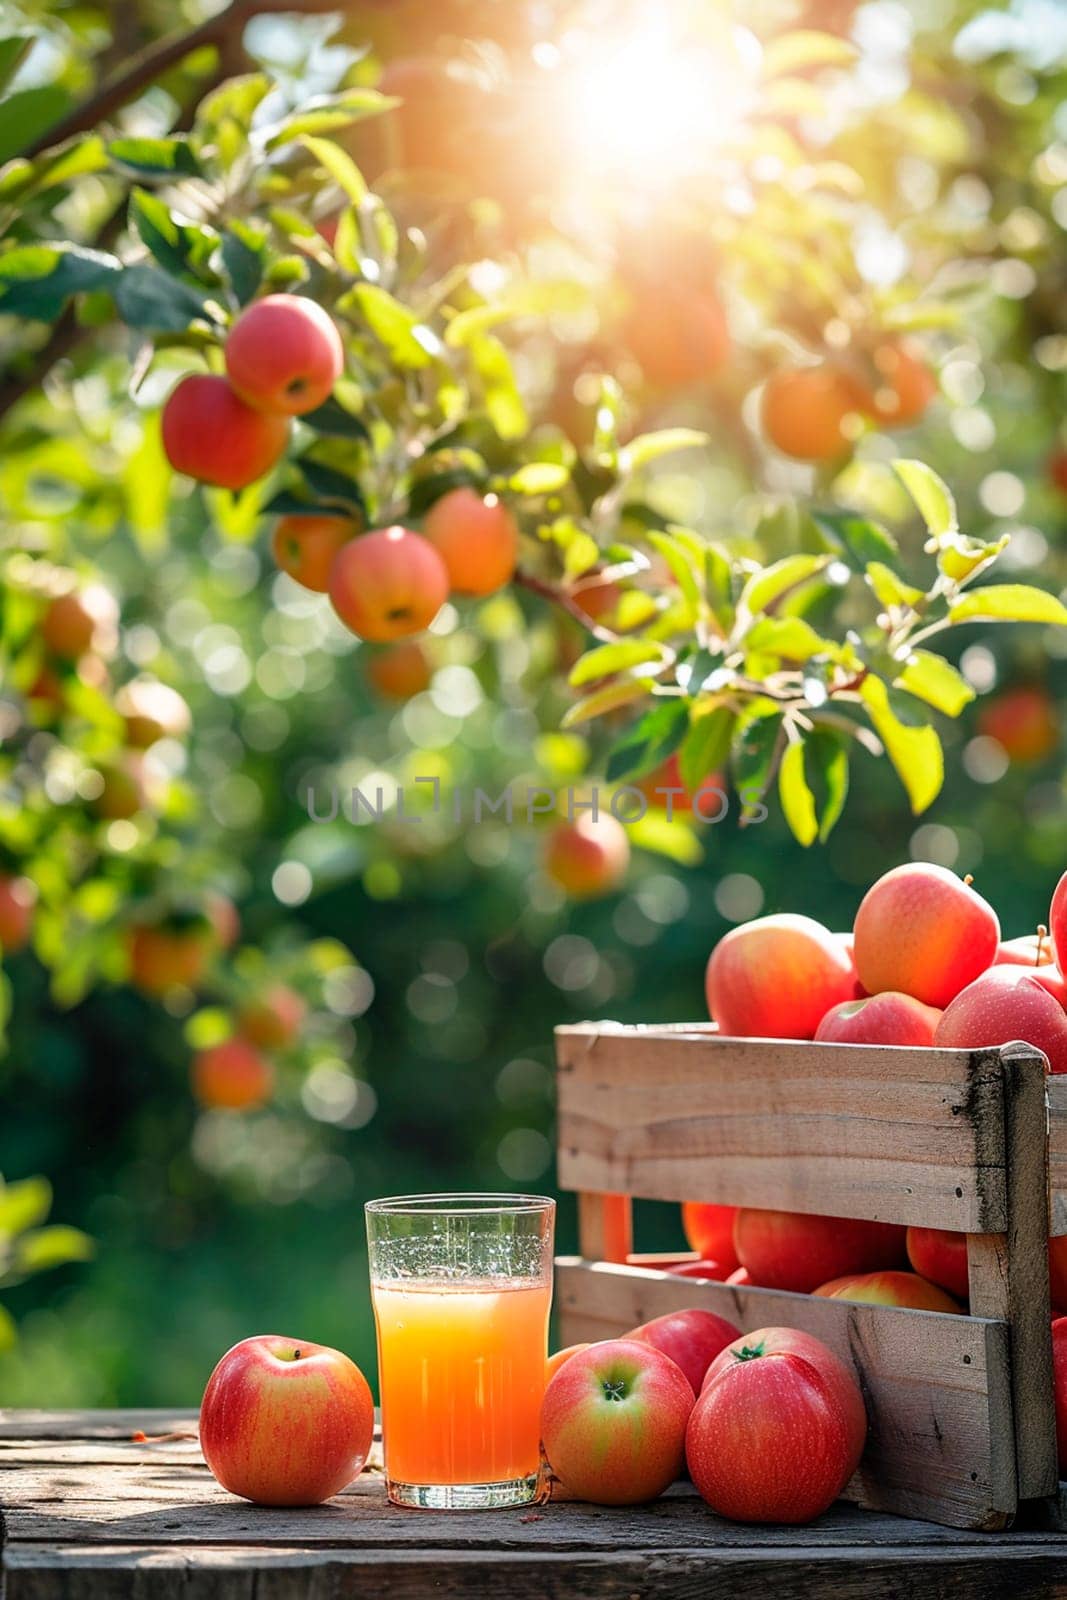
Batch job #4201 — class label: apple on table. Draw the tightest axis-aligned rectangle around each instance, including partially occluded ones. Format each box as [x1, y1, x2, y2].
[199, 1334, 374, 1506]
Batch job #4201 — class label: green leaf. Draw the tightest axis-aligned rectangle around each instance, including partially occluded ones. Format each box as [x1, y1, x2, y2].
[0, 1301, 13, 1351]
[0, 242, 119, 320]
[745, 616, 827, 664]
[0, 35, 32, 96]
[761, 29, 856, 77]
[300, 134, 368, 204]
[861, 675, 943, 814]
[0, 85, 70, 165]
[807, 727, 850, 841]
[622, 429, 708, 471]
[679, 707, 735, 792]
[893, 459, 957, 540]
[866, 561, 923, 609]
[130, 189, 218, 279]
[113, 265, 216, 332]
[469, 332, 527, 441]
[563, 530, 601, 580]
[265, 90, 398, 149]
[561, 680, 650, 728]
[407, 467, 484, 517]
[300, 397, 369, 440]
[894, 651, 974, 717]
[811, 510, 899, 571]
[509, 462, 570, 495]
[347, 283, 433, 367]
[262, 490, 352, 519]
[646, 529, 701, 617]
[445, 281, 587, 348]
[13, 1225, 94, 1274]
[938, 532, 1010, 584]
[4, 134, 108, 201]
[108, 135, 201, 179]
[740, 554, 829, 616]
[947, 584, 1067, 628]
[221, 224, 265, 306]
[626, 811, 703, 866]
[732, 710, 783, 820]
[0, 1176, 51, 1235]
[778, 739, 818, 846]
[569, 640, 668, 687]
[605, 700, 689, 782]
[298, 461, 367, 518]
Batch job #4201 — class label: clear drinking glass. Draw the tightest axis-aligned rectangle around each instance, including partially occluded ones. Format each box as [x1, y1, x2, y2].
[365, 1192, 555, 1510]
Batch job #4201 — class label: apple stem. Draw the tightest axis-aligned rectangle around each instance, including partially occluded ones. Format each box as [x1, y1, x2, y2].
[1037, 924, 1048, 964]
[734, 1342, 766, 1362]
[964, 874, 974, 887]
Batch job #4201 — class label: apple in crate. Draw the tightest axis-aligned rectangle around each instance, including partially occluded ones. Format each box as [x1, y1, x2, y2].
[545, 1343, 591, 1383]
[934, 967, 1067, 1074]
[733, 1209, 905, 1294]
[852, 863, 999, 1009]
[705, 913, 855, 1038]
[688, 1327, 867, 1523]
[199, 1335, 374, 1505]
[815, 991, 941, 1047]
[681, 1202, 739, 1272]
[813, 1270, 961, 1312]
[906, 1227, 969, 1301]
[626, 1308, 741, 1394]
[1053, 1319, 1067, 1471]
[541, 1339, 694, 1504]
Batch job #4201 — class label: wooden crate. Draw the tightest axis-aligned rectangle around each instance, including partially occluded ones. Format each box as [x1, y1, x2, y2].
[554, 1022, 1067, 1532]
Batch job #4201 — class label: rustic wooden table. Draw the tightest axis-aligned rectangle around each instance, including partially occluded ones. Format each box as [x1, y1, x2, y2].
[2, 1410, 1067, 1598]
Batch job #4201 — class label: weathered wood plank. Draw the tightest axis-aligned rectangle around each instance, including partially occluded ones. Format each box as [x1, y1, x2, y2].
[6, 1542, 1067, 1600]
[0, 1410, 197, 1440]
[556, 1026, 1008, 1231]
[556, 1258, 1015, 1531]
[1048, 1074, 1067, 1235]
[999, 1044, 1058, 1499]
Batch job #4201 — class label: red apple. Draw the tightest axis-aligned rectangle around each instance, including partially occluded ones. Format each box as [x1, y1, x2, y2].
[225, 294, 344, 415]
[906, 1226, 970, 1301]
[544, 814, 630, 899]
[996, 931, 1055, 967]
[833, 931, 867, 998]
[1050, 1235, 1067, 1313]
[199, 1334, 374, 1505]
[705, 913, 855, 1039]
[681, 1202, 740, 1272]
[237, 984, 306, 1050]
[934, 967, 1067, 1074]
[540, 1338, 694, 1504]
[626, 1308, 741, 1395]
[0, 873, 36, 952]
[1053, 1318, 1067, 1471]
[813, 1269, 961, 1312]
[733, 1209, 906, 1294]
[853, 863, 999, 1009]
[328, 526, 449, 642]
[1051, 873, 1067, 975]
[815, 990, 941, 1047]
[687, 1326, 867, 1523]
[666, 1260, 732, 1281]
[162, 374, 290, 490]
[545, 1342, 591, 1384]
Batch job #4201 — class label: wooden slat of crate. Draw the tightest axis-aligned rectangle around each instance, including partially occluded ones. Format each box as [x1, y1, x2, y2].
[556, 1258, 1015, 1532]
[1047, 1075, 1067, 1236]
[556, 1025, 1008, 1233]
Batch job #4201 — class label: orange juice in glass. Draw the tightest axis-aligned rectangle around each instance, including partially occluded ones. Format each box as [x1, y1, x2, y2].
[366, 1193, 554, 1509]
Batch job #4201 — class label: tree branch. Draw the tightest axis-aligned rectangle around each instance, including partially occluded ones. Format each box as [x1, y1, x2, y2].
[25, 0, 341, 159]
[513, 569, 621, 645]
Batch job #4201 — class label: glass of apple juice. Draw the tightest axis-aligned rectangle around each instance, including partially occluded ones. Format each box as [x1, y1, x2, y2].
[365, 1192, 555, 1510]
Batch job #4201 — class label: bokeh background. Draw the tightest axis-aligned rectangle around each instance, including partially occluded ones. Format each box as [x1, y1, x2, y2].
[2, 0, 1067, 1403]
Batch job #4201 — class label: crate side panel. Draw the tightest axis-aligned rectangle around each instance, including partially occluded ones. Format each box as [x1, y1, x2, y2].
[556, 1027, 1007, 1232]
[555, 1258, 1015, 1532]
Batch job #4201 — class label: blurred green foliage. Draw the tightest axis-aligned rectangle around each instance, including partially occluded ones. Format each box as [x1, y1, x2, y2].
[0, 0, 1066, 1403]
